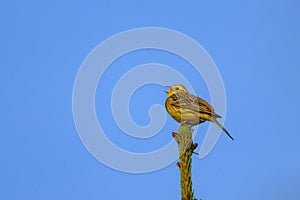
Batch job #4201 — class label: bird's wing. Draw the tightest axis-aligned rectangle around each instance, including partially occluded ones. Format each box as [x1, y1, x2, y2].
[173, 93, 222, 118]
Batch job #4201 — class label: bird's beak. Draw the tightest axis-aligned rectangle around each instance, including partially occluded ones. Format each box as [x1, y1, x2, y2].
[164, 86, 171, 93]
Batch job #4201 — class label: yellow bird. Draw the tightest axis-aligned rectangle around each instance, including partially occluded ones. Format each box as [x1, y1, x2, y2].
[165, 84, 234, 140]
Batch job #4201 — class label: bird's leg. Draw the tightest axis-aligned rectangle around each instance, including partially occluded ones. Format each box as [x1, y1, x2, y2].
[180, 120, 191, 127]
[180, 120, 188, 126]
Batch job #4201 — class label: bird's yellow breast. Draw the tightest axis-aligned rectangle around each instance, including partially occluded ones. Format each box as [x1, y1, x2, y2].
[165, 95, 205, 126]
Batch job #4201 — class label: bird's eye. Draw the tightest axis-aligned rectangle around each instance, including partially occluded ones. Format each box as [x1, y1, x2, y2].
[175, 87, 179, 90]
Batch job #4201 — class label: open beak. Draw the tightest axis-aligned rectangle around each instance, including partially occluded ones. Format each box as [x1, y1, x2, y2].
[164, 86, 171, 93]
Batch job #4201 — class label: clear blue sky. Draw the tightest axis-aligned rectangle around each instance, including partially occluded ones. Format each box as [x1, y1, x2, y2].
[1, 0, 300, 199]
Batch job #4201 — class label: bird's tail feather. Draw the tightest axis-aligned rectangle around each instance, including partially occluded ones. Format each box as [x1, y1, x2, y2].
[212, 119, 234, 140]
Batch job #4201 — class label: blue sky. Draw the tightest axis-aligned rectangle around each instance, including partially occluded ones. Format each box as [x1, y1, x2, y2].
[1, 0, 300, 199]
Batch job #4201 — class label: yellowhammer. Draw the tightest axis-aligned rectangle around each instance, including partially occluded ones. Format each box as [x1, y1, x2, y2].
[165, 84, 234, 140]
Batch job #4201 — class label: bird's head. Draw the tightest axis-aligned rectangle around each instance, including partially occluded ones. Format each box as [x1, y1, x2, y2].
[164, 84, 188, 97]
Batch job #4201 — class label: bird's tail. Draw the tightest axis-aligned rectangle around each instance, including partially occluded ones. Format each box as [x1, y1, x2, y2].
[211, 118, 234, 140]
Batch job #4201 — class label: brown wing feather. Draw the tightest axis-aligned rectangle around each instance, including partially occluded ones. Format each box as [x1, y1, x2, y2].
[171, 92, 221, 118]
